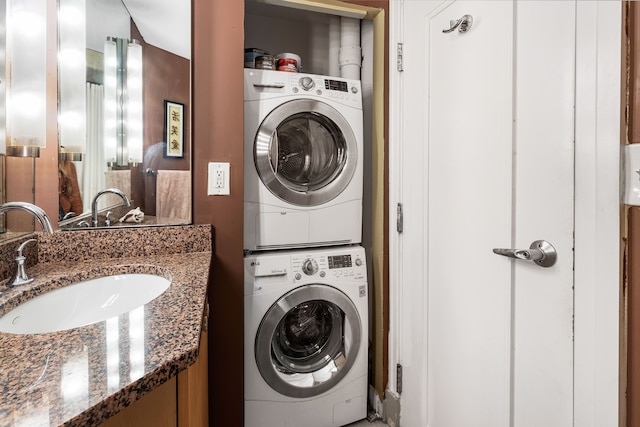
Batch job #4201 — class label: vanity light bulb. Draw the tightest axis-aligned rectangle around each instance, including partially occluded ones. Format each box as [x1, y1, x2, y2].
[104, 57, 117, 68]
[12, 92, 42, 119]
[58, 48, 83, 68]
[128, 137, 142, 148]
[104, 102, 117, 115]
[58, 3, 83, 25]
[127, 56, 141, 70]
[59, 111, 82, 128]
[11, 10, 44, 39]
[104, 136, 117, 161]
[127, 79, 142, 90]
[128, 101, 142, 114]
[104, 76, 117, 89]
[128, 121, 142, 131]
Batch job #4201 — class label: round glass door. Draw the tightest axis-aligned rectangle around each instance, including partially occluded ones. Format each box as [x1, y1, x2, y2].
[254, 99, 358, 207]
[255, 284, 362, 398]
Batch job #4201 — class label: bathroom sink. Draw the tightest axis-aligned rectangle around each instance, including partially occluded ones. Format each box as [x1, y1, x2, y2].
[0, 274, 170, 334]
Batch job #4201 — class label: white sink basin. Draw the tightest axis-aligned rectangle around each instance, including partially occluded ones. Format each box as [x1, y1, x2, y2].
[0, 274, 170, 334]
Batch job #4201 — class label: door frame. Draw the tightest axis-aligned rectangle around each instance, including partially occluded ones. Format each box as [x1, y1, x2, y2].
[387, 1, 621, 426]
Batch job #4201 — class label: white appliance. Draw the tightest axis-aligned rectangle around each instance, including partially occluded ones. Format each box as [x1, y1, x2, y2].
[244, 246, 369, 427]
[244, 69, 364, 251]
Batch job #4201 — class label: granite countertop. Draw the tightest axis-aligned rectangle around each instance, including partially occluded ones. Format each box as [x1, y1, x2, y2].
[0, 225, 212, 427]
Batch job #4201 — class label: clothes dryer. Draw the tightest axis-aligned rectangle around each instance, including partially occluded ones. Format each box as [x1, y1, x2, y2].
[244, 246, 368, 427]
[244, 69, 363, 251]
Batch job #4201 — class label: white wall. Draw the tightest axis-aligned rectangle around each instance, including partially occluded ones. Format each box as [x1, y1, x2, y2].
[86, 0, 130, 53]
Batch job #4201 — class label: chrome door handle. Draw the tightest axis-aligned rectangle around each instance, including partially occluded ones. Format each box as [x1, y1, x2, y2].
[492, 240, 557, 268]
[442, 14, 473, 34]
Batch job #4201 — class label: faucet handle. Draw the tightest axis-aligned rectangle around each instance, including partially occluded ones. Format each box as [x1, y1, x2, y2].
[16, 238, 37, 256]
[105, 211, 114, 227]
[8, 238, 38, 287]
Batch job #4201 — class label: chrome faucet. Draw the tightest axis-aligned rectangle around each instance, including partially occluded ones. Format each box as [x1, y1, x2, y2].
[0, 202, 54, 234]
[62, 211, 76, 220]
[91, 188, 131, 227]
[7, 238, 37, 287]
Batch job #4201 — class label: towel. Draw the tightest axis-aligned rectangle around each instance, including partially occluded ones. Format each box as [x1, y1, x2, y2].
[155, 170, 191, 223]
[104, 170, 132, 208]
[119, 207, 144, 223]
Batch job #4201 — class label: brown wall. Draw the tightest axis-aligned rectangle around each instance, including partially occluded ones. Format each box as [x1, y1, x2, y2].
[622, 2, 640, 427]
[629, 3, 640, 426]
[192, 0, 245, 425]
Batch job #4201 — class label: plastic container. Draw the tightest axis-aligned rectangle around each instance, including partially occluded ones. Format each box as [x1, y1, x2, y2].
[255, 55, 276, 70]
[275, 53, 301, 72]
[245, 48, 270, 68]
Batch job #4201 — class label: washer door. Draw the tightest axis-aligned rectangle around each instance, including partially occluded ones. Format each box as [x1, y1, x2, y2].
[254, 99, 358, 207]
[255, 284, 362, 398]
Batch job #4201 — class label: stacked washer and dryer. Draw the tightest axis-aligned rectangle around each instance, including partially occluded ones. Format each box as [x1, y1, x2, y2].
[243, 69, 368, 427]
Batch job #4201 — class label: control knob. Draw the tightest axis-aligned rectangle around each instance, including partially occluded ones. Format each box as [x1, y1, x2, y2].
[299, 76, 315, 91]
[302, 258, 318, 275]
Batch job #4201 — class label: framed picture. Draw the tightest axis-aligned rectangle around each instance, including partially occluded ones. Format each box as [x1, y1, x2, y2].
[164, 100, 184, 158]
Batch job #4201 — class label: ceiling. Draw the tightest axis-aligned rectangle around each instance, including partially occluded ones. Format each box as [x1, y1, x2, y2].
[121, 0, 190, 60]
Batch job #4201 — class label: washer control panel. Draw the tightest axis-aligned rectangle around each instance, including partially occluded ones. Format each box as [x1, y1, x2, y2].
[291, 251, 366, 282]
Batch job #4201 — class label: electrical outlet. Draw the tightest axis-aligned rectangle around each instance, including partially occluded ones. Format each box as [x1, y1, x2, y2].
[215, 169, 224, 188]
[208, 162, 230, 195]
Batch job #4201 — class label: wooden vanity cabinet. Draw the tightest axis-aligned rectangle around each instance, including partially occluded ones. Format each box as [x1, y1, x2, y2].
[99, 326, 209, 427]
[178, 322, 209, 426]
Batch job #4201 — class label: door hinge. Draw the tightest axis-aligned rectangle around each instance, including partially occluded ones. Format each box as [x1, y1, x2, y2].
[397, 203, 403, 233]
[624, 144, 640, 205]
[396, 363, 403, 394]
[397, 43, 404, 72]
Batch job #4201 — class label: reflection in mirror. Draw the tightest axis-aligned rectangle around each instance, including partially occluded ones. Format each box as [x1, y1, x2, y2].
[1, 0, 47, 239]
[0, 0, 7, 238]
[57, 0, 191, 230]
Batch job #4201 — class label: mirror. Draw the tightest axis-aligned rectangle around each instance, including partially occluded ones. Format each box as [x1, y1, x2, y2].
[56, 0, 191, 229]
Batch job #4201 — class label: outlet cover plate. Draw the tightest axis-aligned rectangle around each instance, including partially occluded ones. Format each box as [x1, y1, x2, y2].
[208, 162, 230, 195]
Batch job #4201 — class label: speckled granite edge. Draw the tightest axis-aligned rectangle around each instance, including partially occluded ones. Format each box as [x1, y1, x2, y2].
[38, 223, 213, 263]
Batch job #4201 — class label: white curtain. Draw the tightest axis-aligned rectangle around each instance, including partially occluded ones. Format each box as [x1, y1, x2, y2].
[82, 82, 106, 213]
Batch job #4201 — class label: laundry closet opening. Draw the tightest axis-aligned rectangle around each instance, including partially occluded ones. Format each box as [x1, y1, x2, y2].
[243, 0, 388, 418]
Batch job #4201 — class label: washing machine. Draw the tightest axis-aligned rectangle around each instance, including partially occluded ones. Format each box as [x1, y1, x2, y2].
[244, 69, 364, 251]
[244, 245, 368, 427]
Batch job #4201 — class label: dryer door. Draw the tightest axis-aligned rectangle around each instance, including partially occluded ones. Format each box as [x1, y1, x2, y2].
[255, 284, 362, 398]
[254, 99, 358, 207]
